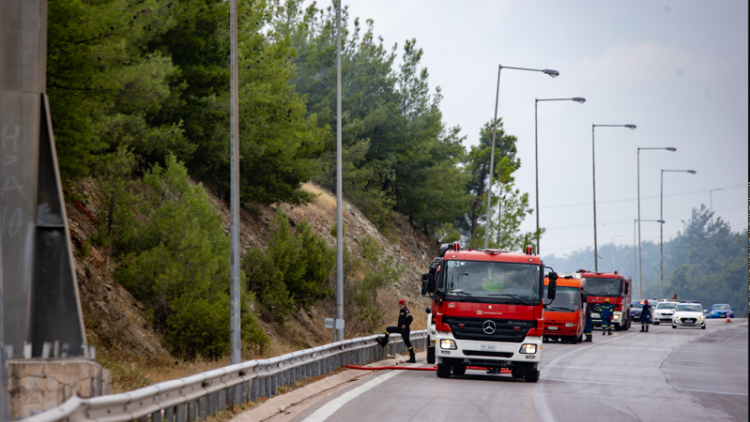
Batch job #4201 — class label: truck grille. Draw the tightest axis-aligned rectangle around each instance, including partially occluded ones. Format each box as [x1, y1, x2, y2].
[443, 316, 536, 343]
[463, 350, 514, 358]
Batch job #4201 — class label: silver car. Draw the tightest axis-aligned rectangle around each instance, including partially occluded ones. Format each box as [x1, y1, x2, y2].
[652, 301, 679, 325]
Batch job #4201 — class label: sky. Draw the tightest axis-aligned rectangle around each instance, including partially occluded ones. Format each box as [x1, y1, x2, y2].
[310, 0, 749, 258]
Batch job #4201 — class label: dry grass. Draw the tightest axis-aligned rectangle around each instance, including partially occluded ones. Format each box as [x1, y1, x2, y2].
[300, 182, 338, 214]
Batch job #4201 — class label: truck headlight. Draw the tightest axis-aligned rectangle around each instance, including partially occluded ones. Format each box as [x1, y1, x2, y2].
[613, 314, 621, 321]
[440, 339, 457, 350]
[519, 343, 537, 354]
[565, 323, 575, 327]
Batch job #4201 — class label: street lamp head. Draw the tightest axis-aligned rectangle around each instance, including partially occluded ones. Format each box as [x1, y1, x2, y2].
[625, 124, 637, 130]
[666, 147, 676, 151]
[687, 170, 697, 174]
[543, 69, 560, 78]
[572, 97, 586, 103]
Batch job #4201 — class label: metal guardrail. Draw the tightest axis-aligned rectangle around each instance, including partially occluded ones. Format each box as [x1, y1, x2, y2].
[22, 331, 427, 422]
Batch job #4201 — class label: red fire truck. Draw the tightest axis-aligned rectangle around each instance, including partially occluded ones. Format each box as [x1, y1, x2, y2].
[421, 242, 557, 382]
[577, 270, 632, 331]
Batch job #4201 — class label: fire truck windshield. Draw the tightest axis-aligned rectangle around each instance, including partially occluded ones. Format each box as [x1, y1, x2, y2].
[443, 260, 541, 300]
[543, 286, 580, 312]
[584, 277, 623, 297]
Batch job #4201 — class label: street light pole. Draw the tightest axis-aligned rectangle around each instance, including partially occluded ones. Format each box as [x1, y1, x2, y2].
[709, 186, 725, 211]
[534, 97, 585, 255]
[484, 65, 559, 250]
[229, 0, 241, 366]
[660, 169, 696, 299]
[637, 147, 676, 301]
[592, 124, 636, 271]
[335, 0, 344, 343]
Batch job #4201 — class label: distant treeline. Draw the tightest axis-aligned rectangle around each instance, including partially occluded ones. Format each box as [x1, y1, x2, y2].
[543, 206, 748, 317]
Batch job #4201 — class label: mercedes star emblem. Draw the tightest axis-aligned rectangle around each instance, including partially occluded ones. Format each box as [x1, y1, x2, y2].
[482, 320, 497, 335]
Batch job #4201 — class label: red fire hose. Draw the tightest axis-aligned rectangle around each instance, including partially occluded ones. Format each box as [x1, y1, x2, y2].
[344, 365, 511, 373]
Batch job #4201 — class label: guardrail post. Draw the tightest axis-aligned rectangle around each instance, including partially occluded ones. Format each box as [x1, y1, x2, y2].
[242, 381, 249, 404]
[250, 379, 259, 402]
[165, 406, 174, 422]
[152, 410, 162, 422]
[187, 399, 196, 421]
[208, 392, 216, 416]
[179, 403, 188, 422]
[198, 396, 207, 420]
[138, 416, 147, 422]
[218, 388, 226, 412]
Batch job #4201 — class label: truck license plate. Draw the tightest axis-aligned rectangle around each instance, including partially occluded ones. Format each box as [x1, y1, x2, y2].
[480, 344, 497, 351]
[548, 326, 558, 330]
[592, 313, 600, 318]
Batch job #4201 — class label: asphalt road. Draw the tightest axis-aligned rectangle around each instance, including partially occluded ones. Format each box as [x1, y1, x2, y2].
[274, 319, 748, 422]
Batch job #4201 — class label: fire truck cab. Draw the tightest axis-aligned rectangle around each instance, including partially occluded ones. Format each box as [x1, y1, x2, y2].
[543, 273, 587, 343]
[421, 243, 557, 382]
[578, 270, 632, 331]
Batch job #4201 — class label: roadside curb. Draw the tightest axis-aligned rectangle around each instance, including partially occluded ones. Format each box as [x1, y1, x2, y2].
[230, 351, 426, 422]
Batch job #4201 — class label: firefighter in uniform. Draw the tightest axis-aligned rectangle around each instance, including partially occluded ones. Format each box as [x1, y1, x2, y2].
[600, 298, 615, 335]
[640, 299, 652, 332]
[377, 299, 415, 363]
[584, 301, 594, 342]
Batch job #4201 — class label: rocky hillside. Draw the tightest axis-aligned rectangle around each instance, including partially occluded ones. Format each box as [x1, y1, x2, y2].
[67, 179, 438, 369]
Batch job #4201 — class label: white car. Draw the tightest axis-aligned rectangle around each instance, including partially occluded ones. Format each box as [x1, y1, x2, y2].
[652, 300, 679, 324]
[672, 303, 706, 329]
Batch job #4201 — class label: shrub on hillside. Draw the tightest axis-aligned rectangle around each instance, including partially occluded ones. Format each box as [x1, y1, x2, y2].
[117, 154, 268, 358]
[243, 209, 335, 323]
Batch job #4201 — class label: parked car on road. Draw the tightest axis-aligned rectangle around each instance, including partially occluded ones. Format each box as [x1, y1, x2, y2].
[653, 300, 679, 325]
[672, 303, 706, 329]
[708, 304, 734, 319]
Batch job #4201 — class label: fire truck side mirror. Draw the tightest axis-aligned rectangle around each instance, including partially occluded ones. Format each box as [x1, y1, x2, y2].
[547, 274, 557, 300]
[427, 273, 435, 293]
[421, 274, 428, 296]
[581, 293, 587, 302]
[624, 282, 629, 294]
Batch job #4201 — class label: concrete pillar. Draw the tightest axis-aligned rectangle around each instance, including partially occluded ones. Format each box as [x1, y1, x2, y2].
[0, 0, 86, 359]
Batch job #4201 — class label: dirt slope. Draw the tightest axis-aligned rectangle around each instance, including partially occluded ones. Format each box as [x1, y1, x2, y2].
[67, 179, 438, 368]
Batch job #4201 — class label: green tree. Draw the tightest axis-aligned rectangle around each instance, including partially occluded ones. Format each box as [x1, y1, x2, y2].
[460, 119, 520, 238]
[243, 209, 335, 323]
[116, 154, 268, 358]
[665, 206, 747, 316]
[47, 0, 189, 177]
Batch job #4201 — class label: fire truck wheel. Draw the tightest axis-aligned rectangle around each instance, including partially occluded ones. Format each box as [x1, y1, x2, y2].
[524, 369, 540, 383]
[452, 364, 466, 376]
[436, 362, 452, 378]
[614, 323, 622, 331]
[426, 336, 435, 364]
[570, 334, 578, 344]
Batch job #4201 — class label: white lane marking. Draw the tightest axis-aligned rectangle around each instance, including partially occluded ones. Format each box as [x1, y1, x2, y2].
[544, 377, 749, 396]
[301, 365, 418, 422]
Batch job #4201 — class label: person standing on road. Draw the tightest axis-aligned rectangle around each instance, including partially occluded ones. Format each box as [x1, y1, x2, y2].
[640, 299, 652, 332]
[600, 298, 615, 336]
[584, 301, 594, 342]
[377, 299, 415, 363]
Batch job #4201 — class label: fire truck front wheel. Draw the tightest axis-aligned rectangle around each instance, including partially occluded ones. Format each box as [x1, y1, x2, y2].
[525, 369, 540, 382]
[436, 362, 451, 378]
[452, 364, 466, 376]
